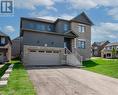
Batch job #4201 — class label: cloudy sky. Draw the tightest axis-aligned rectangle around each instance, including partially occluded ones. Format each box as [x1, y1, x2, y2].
[0, 0, 118, 43]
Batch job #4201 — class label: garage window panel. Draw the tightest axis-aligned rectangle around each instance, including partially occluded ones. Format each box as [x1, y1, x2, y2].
[46, 51, 52, 53]
[38, 50, 45, 53]
[53, 51, 59, 53]
[29, 50, 36, 52]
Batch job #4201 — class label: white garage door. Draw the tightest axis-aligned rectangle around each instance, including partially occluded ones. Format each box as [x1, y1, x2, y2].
[26, 50, 61, 66]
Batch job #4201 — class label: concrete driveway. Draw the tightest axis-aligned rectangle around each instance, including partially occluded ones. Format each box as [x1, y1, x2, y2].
[27, 67, 118, 95]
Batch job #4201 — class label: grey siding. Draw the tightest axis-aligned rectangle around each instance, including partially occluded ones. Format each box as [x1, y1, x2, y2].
[71, 22, 91, 60]
[55, 20, 70, 33]
[23, 31, 64, 48]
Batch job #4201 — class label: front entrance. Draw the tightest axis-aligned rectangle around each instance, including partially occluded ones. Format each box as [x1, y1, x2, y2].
[64, 38, 72, 51]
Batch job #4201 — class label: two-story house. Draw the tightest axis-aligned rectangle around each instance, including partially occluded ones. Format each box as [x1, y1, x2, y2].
[0, 31, 11, 63]
[92, 41, 110, 57]
[20, 12, 93, 66]
[101, 42, 118, 58]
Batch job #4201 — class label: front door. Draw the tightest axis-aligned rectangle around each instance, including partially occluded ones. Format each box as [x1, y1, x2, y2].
[64, 38, 72, 51]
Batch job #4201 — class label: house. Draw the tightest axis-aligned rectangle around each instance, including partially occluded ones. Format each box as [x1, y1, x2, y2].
[20, 12, 93, 66]
[92, 41, 110, 57]
[11, 37, 20, 58]
[101, 42, 118, 58]
[0, 31, 11, 63]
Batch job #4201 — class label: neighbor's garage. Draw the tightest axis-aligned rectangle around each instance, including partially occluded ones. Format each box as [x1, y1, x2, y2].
[23, 46, 63, 66]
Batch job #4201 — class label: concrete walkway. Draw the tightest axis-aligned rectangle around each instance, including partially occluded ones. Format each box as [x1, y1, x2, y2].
[27, 67, 118, 95]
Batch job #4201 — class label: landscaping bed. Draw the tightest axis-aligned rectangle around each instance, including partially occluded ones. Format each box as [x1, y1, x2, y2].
[0, 60, 36, 95]
[83, 57, 118, 78]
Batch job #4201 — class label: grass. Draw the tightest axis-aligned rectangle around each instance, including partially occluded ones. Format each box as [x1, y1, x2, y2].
[83, 57, 118, 78]
[0, 59, 36, 95]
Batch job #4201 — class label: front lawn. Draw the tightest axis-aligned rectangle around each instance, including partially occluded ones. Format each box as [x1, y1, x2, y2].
[83, 57, 118, 78]
[0, 59, 36, 95]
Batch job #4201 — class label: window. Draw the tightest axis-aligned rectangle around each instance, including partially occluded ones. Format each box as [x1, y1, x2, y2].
[47, 25, 52, 31]
[77, 40, 85, 49]
[64, 24, 68, 31]
[53, 51, 59, 53]
[29, 50, 36, 52]
[36, 24, 41, 30]
[25, 23, 34, 29]
[107, 46, 112, 50]
[41, 25, 45, 31]
[94, 47, 98, 49]
[36, 24, 45, 31]
[1, 37, 5, 44]
[46, 51, 52, 53]
[78, 25, 85, 32]
[39, 51, 45, 53]
[107, 53, 111, 57]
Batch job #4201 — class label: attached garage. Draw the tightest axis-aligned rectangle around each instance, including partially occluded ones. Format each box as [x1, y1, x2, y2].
[23, 45, 64, 66]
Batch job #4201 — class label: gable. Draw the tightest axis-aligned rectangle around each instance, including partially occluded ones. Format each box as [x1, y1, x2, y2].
[71, 12, 93, 25]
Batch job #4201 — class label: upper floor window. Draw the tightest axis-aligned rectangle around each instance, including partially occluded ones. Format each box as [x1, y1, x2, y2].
[64, 24, 68, 31]
[107, 46, 112, 50]
[25, 23, 34, 29]
[36, 24, 45, 31]
[41, 25, 45, 31]
[77, 40, 86, 49]
[47, 25, 52, 31]
[78, 25, 85, 33]
[94, 47, 98, 49]
[1, 37, 5, 44]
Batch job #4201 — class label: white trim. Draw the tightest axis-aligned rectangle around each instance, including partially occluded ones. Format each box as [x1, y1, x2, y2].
[77, 39, 86, 41]
[74, 38, 77, 48]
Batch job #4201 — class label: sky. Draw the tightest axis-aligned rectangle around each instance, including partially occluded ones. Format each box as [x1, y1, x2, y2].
[0, 0, 118, 43]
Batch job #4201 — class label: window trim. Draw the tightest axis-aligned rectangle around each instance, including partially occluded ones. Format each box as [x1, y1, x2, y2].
[64, 24, 68, 31]
[78, 24, 86, 33]
[77, 39, 86, 49]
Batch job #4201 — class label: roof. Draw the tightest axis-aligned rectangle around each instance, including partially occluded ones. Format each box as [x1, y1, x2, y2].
[21, 17, 55, 23]
[21, 12, 93, 25]
[22, 29, 77, 38]
[93, 41, 109, 46]
[0, 31, 12, 44]
[106, 42, 118, 46]
[71, 12, 94, 25]
[64, 30, 79, 37]
[0, 31, 8, 37]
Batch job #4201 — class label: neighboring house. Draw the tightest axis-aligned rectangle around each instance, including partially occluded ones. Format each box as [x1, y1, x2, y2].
[92, 41, 110, 57]
[20, 12, 93, 66]
[11, 37, 20, 58]
[101, 42, 118, 58]
[0, 31, 11, 63]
